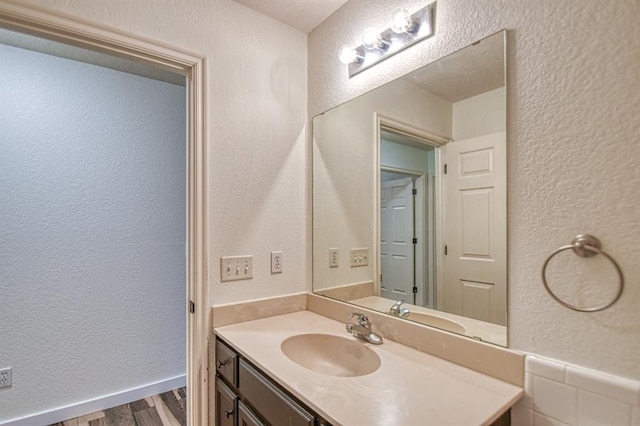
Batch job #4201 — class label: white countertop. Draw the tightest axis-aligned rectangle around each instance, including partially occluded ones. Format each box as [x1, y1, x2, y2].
[215, 310, 522, 426]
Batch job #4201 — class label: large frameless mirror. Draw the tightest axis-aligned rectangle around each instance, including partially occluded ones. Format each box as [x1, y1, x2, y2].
[312, 31, 507, 346]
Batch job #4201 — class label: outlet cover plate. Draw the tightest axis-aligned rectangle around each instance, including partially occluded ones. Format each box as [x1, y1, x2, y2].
[329, 248, 339, 268]
[0, 367, 12, 388]
[350, 248, 369, 267]
[271, 251, 283, 274]
[221, 255, 253, 282]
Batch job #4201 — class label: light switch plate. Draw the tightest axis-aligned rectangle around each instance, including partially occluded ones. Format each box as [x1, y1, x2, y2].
[221, 255, 253, 282]
[350, 248, 369, 267]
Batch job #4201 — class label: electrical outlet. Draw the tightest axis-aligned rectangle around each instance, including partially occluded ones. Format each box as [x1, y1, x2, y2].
[271, 251, 283, 274]
[350, 248, 369, 267]
[329, 248, 339, 268]
[220, 255, 253, 282]
[0, 368, 12, 388]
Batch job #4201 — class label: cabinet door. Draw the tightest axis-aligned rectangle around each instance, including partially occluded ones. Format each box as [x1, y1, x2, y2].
[238, 400, 266, 426]
[239, 359, 314, 426]
[215, 378, 237, 426]
[216, 338, 238, 387]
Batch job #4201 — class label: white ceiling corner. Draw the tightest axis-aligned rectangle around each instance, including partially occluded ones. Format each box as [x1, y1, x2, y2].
[233, 0, 348, 33]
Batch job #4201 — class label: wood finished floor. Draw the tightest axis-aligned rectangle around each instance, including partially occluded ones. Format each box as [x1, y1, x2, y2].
[49, 387, 186, 426]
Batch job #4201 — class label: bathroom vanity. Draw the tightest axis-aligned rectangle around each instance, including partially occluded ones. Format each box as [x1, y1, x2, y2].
[214, 310, 522, 425]
[215, 337, 330, 426]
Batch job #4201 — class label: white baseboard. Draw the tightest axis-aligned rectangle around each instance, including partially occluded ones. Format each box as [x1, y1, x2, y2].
[1, 375, 186, 426]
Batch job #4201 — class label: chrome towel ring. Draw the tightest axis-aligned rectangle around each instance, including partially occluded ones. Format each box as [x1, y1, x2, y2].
[542, 234, 624, 312]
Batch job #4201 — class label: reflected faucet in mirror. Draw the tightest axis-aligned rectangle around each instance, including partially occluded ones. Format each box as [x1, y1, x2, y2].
[313, 31, 508, 347]
[389, 300, 410, 318]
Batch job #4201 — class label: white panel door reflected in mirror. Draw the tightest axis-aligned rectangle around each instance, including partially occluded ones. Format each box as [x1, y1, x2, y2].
[312, 31, 507, 346]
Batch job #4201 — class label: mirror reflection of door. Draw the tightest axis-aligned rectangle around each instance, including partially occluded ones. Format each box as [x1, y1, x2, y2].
[379, 126, 507, 325]
[379, 129, 437, 308]
[380, 176, 414, 302]
[442, 132, 507, 325]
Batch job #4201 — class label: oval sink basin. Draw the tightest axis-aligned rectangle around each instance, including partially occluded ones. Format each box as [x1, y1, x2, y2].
[281, 333, 381, 377]
[407, 312, 466, 334]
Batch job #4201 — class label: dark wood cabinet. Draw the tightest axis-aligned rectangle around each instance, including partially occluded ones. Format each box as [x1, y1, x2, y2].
[215, 377, 237, 426]
[238, 359, 314, 426]
[215, 337, 331, 426]
[215, 338, 238, 387]
[238, 400, 266, 426]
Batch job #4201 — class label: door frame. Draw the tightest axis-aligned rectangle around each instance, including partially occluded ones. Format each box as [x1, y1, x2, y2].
[0, 2, 209, 425]
[373, 113, 449, 308]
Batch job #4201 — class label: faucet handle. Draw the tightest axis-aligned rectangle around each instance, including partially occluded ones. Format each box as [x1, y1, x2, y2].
[348, 312, 370, 327]
[390, 299, 406, 315]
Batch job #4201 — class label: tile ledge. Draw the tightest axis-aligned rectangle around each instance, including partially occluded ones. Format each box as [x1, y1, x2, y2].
[522, 352, 640, 406]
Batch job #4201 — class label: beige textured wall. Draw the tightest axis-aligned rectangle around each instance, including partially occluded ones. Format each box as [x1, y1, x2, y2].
[15, 0, 309, 306]
[309, 0, 640, 379]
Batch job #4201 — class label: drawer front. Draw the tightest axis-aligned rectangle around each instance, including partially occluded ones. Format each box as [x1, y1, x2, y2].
[238, 400, 266, 426]
[215, 378, 237, 426]
[239, 359, 314, 426]
[216, 338, 238, 387]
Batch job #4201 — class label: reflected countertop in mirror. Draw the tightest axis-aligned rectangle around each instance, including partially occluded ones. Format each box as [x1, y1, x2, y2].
[312, 31, 508, 346]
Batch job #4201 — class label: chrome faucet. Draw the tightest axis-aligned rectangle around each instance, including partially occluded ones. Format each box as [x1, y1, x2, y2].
[389, 300, 410, 318]
[345, 312, 383, 345]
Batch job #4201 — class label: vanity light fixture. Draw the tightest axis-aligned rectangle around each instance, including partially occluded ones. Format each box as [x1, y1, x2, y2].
[390, 9, 416, 34]
[339, 2, 435, 78]
[362, 28, 390, 50]
[339, 45, 364, 64]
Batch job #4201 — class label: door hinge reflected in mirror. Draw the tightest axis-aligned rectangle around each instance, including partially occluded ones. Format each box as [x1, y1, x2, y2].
[444, 245, 448, 255]
[189, 300, 195, 314]
[413, 238, 418, 244]
[444, 164, 447, 174]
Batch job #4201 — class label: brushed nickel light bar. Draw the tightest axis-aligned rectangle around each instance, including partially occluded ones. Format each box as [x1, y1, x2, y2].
[339, 3, 435, 78]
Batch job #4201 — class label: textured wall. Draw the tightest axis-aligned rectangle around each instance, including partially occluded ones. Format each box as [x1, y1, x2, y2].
[16, 0, 309, 306]
[309, 0, 640, 379]
[0, 44, 185, 420]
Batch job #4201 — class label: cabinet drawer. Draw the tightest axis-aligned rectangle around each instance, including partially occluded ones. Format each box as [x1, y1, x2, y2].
[238, 400, 266, 426]
[239, 359, 314, 426]
[215, 378, 237, 426]
[216, 338, 238, 387]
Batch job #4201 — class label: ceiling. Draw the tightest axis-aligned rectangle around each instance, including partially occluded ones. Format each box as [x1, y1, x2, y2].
[233, 0, 348, 33]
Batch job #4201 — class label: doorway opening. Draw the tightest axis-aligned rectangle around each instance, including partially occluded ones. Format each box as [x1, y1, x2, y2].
[0, 3, 207, 425]
[379, 129, 437, 308]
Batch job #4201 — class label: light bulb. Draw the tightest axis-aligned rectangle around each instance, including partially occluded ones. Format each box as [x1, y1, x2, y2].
[362, 28, 389, 50]
[391, 8, 415, 34]
[339, 45, 361, 64]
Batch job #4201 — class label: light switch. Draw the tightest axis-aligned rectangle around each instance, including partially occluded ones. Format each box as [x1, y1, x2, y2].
[350, 248, 369, 267]
[220, 255, 253, 282]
